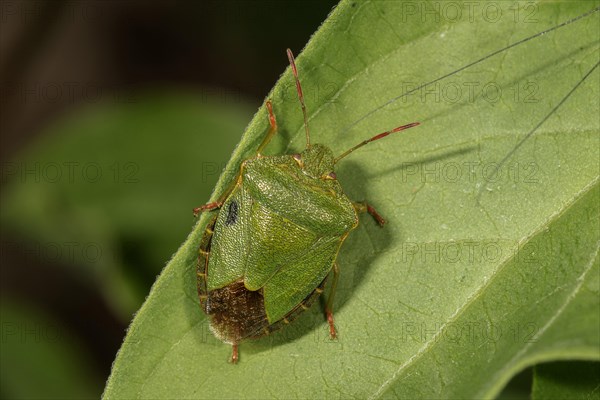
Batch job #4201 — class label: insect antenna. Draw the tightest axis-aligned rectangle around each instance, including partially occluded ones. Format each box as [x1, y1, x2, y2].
[334, 122, 420, 164]
[287, 49, 311, 148]
[341, 6, 600, 135]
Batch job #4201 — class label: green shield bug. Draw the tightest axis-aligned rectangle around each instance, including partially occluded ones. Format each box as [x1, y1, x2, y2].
[194, 49, 420, 363]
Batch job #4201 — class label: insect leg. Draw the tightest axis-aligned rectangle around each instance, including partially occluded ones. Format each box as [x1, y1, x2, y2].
[193, 171, 243, 217]
[230, 343, 239, 364]
[193, 201, 222, 216]
[325, 262, 340, 340]
[353, 201, 386, 226]
[193, 184, 236, 216]
[256, 100, 278, 155]
[194, 100, 277, 217]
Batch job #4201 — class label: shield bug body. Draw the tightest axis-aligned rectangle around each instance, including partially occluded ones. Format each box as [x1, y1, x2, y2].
[194, 49, 419, 363]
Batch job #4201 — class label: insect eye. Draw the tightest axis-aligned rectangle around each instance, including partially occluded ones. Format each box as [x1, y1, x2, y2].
[292, 153, 303, 166]
[322, 172, 337, 180]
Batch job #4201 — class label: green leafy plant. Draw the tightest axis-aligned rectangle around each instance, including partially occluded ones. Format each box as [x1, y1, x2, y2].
[103, 1, 599, 398]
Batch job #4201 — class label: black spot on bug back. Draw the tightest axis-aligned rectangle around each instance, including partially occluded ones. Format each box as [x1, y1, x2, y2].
[226, 201, 238, 226]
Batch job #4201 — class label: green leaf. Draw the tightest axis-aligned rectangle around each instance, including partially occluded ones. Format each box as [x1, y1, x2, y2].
[103, 1, 600, 398]
[532, 362, 600, 399]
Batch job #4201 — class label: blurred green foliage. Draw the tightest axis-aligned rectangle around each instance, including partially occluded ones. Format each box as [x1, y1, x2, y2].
[1, 91, 254, 397]
[2, 92, 253, 316]
[1, 300, 100, 399]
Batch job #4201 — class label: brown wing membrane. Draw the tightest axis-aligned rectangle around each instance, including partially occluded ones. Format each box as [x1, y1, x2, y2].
[206, 279, 269, 343]
[207, 273, 329, 344]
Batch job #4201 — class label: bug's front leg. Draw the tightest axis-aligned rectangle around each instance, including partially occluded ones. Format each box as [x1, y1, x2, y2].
[256, 100, 278, 156]
[194, 100, 277, 217]
[193, 190, 231, 216]
[193, 178, 239, 216]
[353, 201, 386, 226]
[193, 202, 222, 216]
[325, 262, 340, 340]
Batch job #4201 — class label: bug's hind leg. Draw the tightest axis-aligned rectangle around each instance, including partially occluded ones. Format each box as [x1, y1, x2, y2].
[325, 262, 340, 340]
[230, 343, 239, 364]
[353, 201, 386, 226]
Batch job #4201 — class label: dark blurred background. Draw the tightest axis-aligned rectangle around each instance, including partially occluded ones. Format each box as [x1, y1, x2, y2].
[1, 0, 340, 158]
[0, 1, 337, 398]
